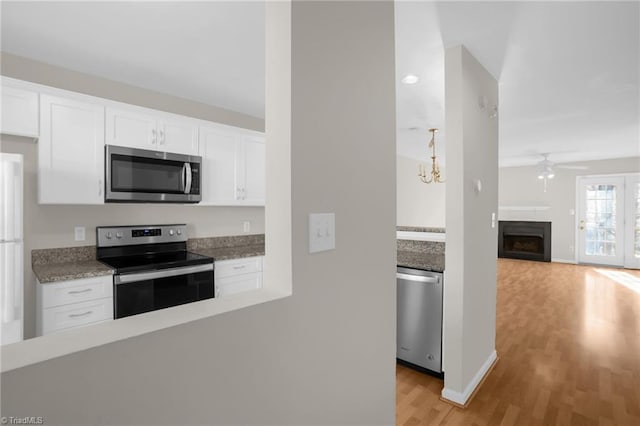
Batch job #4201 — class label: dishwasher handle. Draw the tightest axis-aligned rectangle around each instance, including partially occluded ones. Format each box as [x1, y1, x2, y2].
[396, 272, 440, 284]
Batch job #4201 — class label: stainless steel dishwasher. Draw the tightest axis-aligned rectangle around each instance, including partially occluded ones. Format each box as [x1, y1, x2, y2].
[396, 266, 443, 374]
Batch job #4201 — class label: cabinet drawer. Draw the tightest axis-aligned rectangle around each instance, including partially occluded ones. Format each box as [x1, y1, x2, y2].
[41, 297, 113, 335]
[41, 275, 113, 308]
[216, 272, 262, 297]
[215, 256, 263, 279]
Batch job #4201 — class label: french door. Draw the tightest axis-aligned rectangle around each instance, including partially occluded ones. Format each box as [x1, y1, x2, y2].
[577, 174, 640, 268]
[624, 175, 640, 269]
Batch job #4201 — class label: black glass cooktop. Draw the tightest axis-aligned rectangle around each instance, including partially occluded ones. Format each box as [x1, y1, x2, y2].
[99, 251, 212, 274]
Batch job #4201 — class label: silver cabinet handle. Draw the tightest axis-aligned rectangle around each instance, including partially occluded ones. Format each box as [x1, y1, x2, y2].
[69, 311, 93, 318]
[232, 265, 246, 270]
[159, 129, 165, 145]
[68, 288, 92, 295]
[396, 272, 440, 283]
[184, 163, 192, 194]
[98, 179, 102, 197]
[151, 128, 157, 144]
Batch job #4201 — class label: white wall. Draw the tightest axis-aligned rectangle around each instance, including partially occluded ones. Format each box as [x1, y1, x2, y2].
[396, 155, 446, 227]
[443, 45, 498, 403]
[0, 2, 397, 424]
[499, 156, 640, 262]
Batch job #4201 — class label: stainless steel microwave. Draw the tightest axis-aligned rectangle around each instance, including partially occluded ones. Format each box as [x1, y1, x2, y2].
[105, 145, 201, 203]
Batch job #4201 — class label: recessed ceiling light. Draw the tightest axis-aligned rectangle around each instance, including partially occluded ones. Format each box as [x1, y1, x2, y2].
[401, 74, 419, 85]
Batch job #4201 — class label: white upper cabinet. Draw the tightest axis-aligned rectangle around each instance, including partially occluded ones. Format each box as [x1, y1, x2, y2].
[199, 126, 265, 206]
[1, 83, 39, 138]
[39, 94, 105, 204]
[199, 126, 239, 204]
[159, 117, 199, 156]
[106, 106, 198, 156]
[241, 135, 266, 204]
[105, 107, 156, 151]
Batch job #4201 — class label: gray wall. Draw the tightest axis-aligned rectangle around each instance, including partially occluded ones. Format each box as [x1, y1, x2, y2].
[1, 2, 397, 424]
[396, 155, 446, 228]
[443, 45, 498, 396]
[499, 156, 640, 262]
[0, 54, 266, 339]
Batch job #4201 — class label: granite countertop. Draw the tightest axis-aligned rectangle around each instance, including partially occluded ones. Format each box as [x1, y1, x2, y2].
[190, 244, 265, 261]
[397, 250, 445, 273]
[32, 234, 265, 284]
[33, 260, 114, 284]
[396, 229, 445, 272]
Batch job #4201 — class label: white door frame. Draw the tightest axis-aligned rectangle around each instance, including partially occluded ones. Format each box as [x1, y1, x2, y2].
[624, 174, 640, 269]
[576, 175, 625, 266]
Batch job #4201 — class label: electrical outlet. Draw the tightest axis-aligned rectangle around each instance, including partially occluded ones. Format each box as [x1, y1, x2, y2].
[74, 226, 86, 241]
[243, 221, 251, 233]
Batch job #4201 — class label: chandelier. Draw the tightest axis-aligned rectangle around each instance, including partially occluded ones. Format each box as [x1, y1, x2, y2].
[418, 128, 444, 184]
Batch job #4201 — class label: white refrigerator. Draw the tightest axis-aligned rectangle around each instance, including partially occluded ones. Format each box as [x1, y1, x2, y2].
[0, 153, 23, 345]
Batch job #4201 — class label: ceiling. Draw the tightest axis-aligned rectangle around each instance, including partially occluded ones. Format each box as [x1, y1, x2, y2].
[396, 1, 639, 166]
[1, 1, 265, 119]
[2, 2, 638, 167]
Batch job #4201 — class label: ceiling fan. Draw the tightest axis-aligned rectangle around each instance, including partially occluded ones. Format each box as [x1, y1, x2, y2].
[536, 153, 588, 192]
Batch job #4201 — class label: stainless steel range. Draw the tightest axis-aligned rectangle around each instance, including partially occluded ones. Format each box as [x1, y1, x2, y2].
[96, 224, 214, 319]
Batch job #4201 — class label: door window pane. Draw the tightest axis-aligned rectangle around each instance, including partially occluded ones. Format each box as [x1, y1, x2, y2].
[585, 184, 617, 256]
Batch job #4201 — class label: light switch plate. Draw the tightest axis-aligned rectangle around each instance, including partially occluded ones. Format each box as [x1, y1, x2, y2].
[309, 213, 335, 253]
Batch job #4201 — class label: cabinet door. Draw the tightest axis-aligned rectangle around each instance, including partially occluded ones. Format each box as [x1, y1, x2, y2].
[199, 126, 240, 204]
[105, 107, 157, 151]
[241, 135, 266, 205]
[39, 95, 105, 204]
[1, 86, 39, 138]
[158, 118, 199, 156]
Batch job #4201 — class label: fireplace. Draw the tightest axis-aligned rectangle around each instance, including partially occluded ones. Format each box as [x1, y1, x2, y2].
[498, 221, 551, 262]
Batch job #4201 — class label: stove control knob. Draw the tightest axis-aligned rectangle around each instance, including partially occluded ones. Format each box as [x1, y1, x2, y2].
[106, 232, 113, 239]
[169, 229, 175, 236]
[116, 232, 123, 239]
[177, 229, 182, 236]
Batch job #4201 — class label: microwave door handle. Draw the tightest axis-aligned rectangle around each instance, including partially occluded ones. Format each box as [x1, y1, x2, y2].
[181, 162, 187, 193]
[184, 163, 192, 194]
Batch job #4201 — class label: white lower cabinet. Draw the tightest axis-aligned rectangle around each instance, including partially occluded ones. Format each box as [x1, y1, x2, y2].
[215, 256, 263, 297]
[36, 275, 113, 336]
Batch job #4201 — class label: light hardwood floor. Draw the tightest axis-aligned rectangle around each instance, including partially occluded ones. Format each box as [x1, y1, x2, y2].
[397, 259, 640, 426]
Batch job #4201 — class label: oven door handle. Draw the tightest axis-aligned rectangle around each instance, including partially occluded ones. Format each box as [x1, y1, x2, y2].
[114, 263, 213, 285]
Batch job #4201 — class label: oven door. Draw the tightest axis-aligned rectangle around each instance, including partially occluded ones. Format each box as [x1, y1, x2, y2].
[105, 145, 201, 203]
[113, 263, 214, 319]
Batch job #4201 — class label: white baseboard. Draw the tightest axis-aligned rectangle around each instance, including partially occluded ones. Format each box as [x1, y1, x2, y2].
[552, 258, 577, 264]
[441, 350, 497, 406]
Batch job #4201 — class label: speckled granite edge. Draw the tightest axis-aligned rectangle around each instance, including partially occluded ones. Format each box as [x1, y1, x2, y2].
[190, 244, 265, 261]
[397, 226, 445, 233]
[397, 239, 445, 255]
[397, 251, 445, 272]
[187, 234, 265, 250]
[33, 260, 114, 284]
[32, 246, 97, 265]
